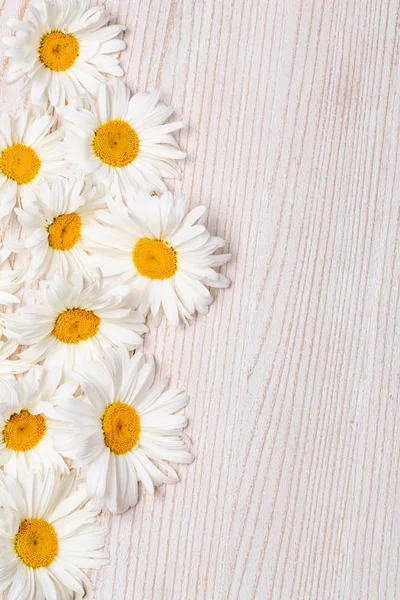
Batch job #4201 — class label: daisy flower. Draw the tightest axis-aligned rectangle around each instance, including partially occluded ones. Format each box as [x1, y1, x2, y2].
[0, 365, 75, 478]
[87, 191, 231, 325]
[0, 111, 69, 220]
[63, 78, 185, 196]
[4, 0, 126, 111]
[54, 347, 194, 513]
[4, 273, 148, 379]
[0, 340, 30, 377]
[0, 469, 109, 599]
[15, 178, 106, 280]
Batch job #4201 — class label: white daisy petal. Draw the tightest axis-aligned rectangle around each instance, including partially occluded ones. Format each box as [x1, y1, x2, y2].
[23, 115, 53, 147]
[132, 448, 177, 486]
[35, 567, 58, 600]
[0, 246, 28, 340]
[86, 448, 110, 500]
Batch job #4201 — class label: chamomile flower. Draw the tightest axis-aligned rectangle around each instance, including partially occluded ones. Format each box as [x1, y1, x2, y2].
[4, 0, 126, 111]
[0, 470, 109, 600]
[54, 347, 193, 513]
[16, 178, 106, 280]
[0, 340, 30, 377]
[4, 273, 148, 379]
[0, 111, 69, 220]
[63, 78, 185, 196]
[0, 365, 74, 478]
[87, 191, 231, 325]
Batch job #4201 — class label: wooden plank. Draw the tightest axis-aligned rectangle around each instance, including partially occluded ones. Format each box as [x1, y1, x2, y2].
[1, 0, 400, 598]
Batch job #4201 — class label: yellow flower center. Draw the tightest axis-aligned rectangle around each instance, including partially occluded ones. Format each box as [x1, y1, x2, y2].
[39, 31, 79, 71]
[53, 308, 100, 344]
[15, 519, 58, 568]
[132, 238, 177, 279]
[92, 120, 140, 167]
[102, 402, 141, 455]
[3, 410, 46, 452]
[0, 144, 41, 185]
[47, 213, 81, 251]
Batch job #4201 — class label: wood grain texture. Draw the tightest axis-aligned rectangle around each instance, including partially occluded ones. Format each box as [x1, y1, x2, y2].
[1, 0, 400, 598]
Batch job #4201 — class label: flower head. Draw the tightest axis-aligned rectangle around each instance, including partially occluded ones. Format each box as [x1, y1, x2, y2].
[64, 78, 185, 196]
[0, 111, 68, 222]
[16, 178, 106, 280]
[0, 470, 109, 599]
[4, 0, 126, 110]
[88, 191, 231, 324]
[54, 347, 194, 513]
[0, 365, 76, 478]
[5, 272, 148, 379]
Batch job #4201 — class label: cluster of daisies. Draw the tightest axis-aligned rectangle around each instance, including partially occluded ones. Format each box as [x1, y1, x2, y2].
[0, 0, 231, 598]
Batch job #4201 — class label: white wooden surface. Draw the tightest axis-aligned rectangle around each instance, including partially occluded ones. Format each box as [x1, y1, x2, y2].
[2, 0, 400, 598]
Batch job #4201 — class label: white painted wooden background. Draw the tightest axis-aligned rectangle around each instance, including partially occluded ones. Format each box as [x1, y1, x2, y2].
[1, 0, 400, 598]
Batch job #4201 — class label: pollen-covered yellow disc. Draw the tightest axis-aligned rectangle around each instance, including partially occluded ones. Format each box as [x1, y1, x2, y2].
[0, 144, 41, 185]
[133, 238, 177, 280]
[102, 402, 141, 455]
[53, 308, 100, 344]
[3, 410, 46, 452]
[92, 120, 139, 167]
[47, 213, 81, 250]
[15, 519, 58, 568]
[39, 31, 79, 72]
